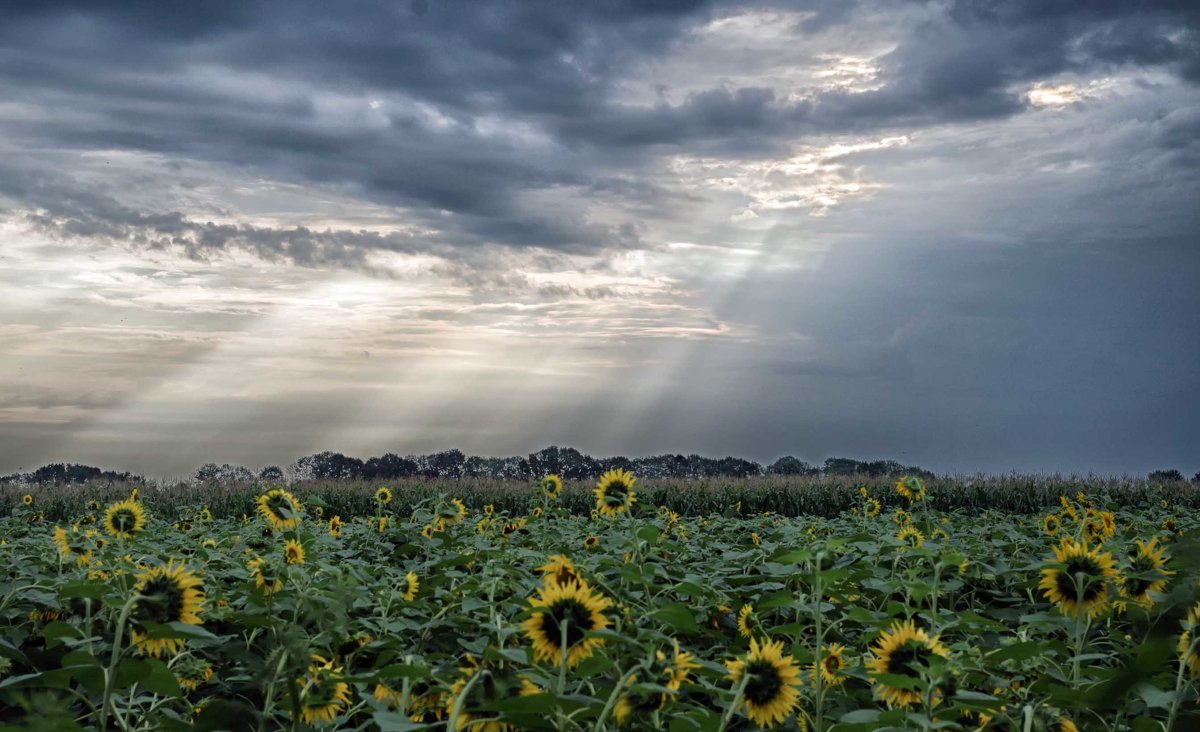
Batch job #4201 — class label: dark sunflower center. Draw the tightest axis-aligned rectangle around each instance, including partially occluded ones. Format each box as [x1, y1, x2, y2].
[1055, 557, 1106, 602]
[267, 495, 294, 519]
[544, 598, 595, 648]
[885, 643, 933, 678]
[824, 655, 841, 672]
[112, 509, 137, 532]
[307, 674, 341, 705]
[603, 482, 630, 505]
[1122, 556, 1157, 596]
[136, 575, 186, 624]
[743, 659, 785, 706]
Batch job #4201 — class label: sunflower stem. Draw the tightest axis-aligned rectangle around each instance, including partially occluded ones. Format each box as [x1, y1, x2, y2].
[591, 665, 635, 732]
[447, 668, 486, 732]
[1070, 571, 1090, 686]
[1166, 631, 1198, 731]
[99, 593, 139, 730]
[557, 616, 570, 699]
[812, 551, 825, 732]
[717, 673, 751, 732]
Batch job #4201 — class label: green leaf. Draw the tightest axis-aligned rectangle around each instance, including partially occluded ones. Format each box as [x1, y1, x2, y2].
[985, 641, 1044, 662]
[141, 658, 182, 697]
[839, 709, 882, 723]
[651, 602, 698, 634]
[637, 525, 662, 545]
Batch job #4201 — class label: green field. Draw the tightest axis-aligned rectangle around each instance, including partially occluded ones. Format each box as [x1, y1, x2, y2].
[1, 475, 1198, 731]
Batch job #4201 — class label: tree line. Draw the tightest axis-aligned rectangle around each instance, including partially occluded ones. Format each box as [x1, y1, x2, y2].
[3, 448, 1197, 485]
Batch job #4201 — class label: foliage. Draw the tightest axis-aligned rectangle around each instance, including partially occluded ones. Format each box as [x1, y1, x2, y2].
[0, 479, 1198, 730]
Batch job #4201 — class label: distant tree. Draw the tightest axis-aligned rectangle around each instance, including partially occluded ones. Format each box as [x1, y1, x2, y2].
[420, 449, 466, 478]
[823, 458, 864, 476]
[1193, 472, 1200, 484]
[195, 464, 253, 483]
[364, 453, 419, 479]
[598, 456, 634, 473]
[26, 463, 131, 484]
[1149, 469, 1185, 483]
[767, 456, 819, 476]
[194, 463, 221, 483]
[259, 465, 285, 482]
[293, 452, 365, 480]
[528, 446, 596, 479]
[716, 457, 763, 477]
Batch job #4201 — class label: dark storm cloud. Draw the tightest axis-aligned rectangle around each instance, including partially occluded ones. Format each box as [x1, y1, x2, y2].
[1, 0, 1199, 254]
[2, 0, 1200, 476]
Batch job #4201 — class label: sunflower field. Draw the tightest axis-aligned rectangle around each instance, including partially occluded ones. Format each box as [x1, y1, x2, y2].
[1, 474, 1199, 731]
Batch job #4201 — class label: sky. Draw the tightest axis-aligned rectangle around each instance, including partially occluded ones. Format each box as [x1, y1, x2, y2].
[2, 0, 1199, 478]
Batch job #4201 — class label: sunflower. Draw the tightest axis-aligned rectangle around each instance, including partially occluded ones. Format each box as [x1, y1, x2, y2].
[52, 525, 97, 566]
[439, 498, 468, 526]
[1059, 495, 1077, 521]
[1038, 538, 1118, 619]
[103, 499, 147, 540]
[897, 525, 925, 548]
[248, 556, 283, 595]
[866, 498, 882, 517]
[404, 571, 419, 601]
[813, 643, 848, 687]
[256, 489, 303, 531]
[175, 658, 214, 691]
[538, 554, 580, 588]
[737, 604, 760, 639]
[447, 664, 537, 732]
[421, 524, 435, 539]
[1119, 538, 1173, 608]
[522, 578, 612, 668]
[29, 608, 71, 623]
[297, 655, 352, 726]
[595, 469, 638, 519]
[22, 494, 33, 506]
[374, 682, 445, 722]
[129, 560, 205, 658]
[584, 535, 600, 550]
[541, 474, 563, 499]
[328, 516, 343, 537]
[613, 673, 654, 726]
[284, 539, 305, 565]
[725, 636, 803, 728]
[410, 689, 447, 723]
[531, 507, 543, 518]
[896, 476, 926, 503]
[484, 504, 495, 516]
[1177, 603, 1200, 677]
[500, 518, 527, 538]
[751, 532, 761, 546]
[660, 638, 700, 694]
[867, 620, 951, 708]
[892, 509, 911, 526]
[1163, 517, 1180, 536]
[377, 517, 389, 533]
[1055, 719, 1079, 732]
[1098, 511, 1117, 537]
[375, 486, 393, 505]
[1042, 514, 1061, 536]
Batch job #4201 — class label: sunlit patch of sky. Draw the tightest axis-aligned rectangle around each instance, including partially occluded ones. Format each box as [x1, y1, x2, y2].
[1, 1, 1198, 476]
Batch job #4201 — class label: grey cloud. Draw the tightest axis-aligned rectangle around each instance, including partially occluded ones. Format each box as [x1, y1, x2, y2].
[1, 0, 1197, 259]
